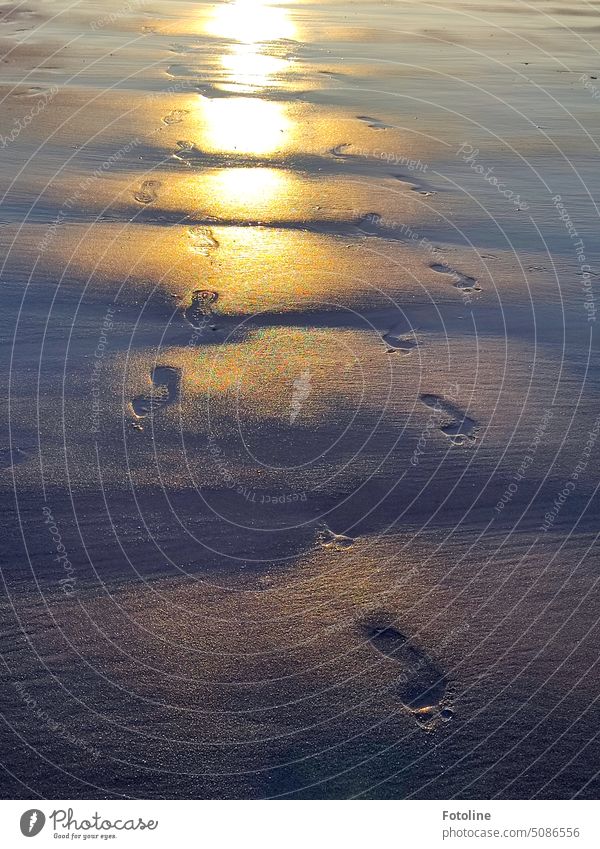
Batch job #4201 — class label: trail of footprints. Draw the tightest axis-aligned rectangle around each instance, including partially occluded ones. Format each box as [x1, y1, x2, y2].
[127, 110, 480, 455]
[335, 117, 483, 293]
[123, 107, 465, 730]
[128, 291, 221, 426]
[362, 616, 455, 729]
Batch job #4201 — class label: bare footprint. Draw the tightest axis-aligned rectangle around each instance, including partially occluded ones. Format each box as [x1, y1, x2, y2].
[184, 289, 219, 328]
[162, 109, 189, 125]
[318, 526, 354, 551]
[357, 115, 392, 130]
[362, 616, 454, 728]
[133, 180, 162, 205]
[15, 86, 48, 98]
[430, 263, 481, 293]
[356, 212, 396, 235]
[382, 330, 417, 355]
[393, 173, 437, 196]
[173, 140, 196, 163]
[420, 393, 478, 445]
[131, 366, 181, 420]
[0, 445, 31, 471]
[188, 226, 219, 255]
[330, 143, 352, 158]
[169, 43, 198, 55]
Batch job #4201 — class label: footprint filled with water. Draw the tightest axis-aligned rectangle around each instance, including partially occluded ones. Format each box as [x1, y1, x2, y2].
[419, 393, 478, 445]
[131, 366, 181, 420]
[362, 616, 454, 727]
[431, 263, 481, 293]
[133, 180, 162, 205]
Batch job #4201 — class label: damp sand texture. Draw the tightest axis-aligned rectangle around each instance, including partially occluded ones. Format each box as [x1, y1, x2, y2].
[0, 0, 600, 801]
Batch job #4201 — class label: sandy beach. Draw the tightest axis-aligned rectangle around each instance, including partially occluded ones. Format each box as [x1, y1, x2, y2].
[1, 0, 599, 799]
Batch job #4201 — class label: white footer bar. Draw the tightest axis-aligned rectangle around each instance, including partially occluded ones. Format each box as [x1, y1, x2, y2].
[1, 800, 597, 848]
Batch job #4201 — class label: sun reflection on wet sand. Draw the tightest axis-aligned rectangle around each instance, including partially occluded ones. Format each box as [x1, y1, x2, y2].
[197, 97, 291, 155]
[207, 167, 290, 208]
[206, 0, 297, 93]
[220, 44, 292, 93]
[206, 0, 297, 44]
[192, 0, 299, 203]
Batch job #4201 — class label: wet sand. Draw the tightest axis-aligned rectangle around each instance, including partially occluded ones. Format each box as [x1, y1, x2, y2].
[1, 0, 599, 799]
